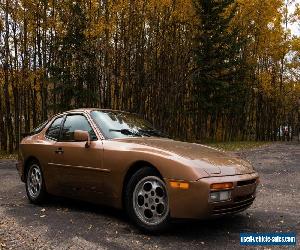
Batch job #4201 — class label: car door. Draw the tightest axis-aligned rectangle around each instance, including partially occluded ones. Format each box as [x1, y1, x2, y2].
[49, 113, 105, 199]
[42, 115, 65, 193]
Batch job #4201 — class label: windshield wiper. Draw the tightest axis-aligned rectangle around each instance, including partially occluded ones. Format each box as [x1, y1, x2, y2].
[109, 129, 143, 136]
[138, 129, 167, 137]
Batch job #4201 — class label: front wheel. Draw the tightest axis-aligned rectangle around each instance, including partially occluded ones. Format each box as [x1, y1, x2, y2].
[25, 161, 47, 204]
[125, 167, 170, 233]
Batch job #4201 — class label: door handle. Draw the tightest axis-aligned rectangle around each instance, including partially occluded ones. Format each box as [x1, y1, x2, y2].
[55, 148, 64, 154]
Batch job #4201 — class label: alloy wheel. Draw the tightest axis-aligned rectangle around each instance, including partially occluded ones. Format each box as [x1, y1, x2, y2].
[27, 164, 42, 199]
[133, 176, 169, 226]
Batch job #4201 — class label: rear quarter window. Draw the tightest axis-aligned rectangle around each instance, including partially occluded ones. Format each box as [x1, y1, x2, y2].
[45, 116, 64, 140]
[31, 120, 49, 134]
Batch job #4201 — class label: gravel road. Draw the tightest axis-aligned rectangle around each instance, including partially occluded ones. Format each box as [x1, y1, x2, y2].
[0, 142, 299, 249]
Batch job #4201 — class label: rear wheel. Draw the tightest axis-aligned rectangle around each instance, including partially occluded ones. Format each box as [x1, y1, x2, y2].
[25, 161, 47, 204]
[125, 167, 170, 233]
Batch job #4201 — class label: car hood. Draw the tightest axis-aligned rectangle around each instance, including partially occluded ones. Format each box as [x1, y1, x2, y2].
[113, 137, 255, 176]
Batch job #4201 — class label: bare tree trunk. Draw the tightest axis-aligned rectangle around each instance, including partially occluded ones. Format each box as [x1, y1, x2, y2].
[4, 0, 14, 153]
[0, 89, 6, 151]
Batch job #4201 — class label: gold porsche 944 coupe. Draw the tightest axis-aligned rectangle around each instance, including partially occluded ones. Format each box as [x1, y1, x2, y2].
[17, 109, 259, 232]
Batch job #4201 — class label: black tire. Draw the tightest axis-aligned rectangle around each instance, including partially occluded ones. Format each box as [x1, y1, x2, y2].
[124, 167, 170, 233]
[25, 160, 47, 204]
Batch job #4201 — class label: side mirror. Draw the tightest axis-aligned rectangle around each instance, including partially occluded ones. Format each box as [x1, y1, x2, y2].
[74, 130, 91, 148]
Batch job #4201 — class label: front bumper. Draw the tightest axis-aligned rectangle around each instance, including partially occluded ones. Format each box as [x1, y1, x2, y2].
[16, 160, 25, 182]
[166, 172, 259, 219]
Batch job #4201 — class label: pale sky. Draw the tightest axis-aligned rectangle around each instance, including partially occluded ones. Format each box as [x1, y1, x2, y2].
[288, 0, 299, 36]
[289, 24, 299, 36]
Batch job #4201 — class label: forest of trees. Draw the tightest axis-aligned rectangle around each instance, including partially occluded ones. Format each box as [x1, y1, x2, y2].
[0, 0, 299, 152]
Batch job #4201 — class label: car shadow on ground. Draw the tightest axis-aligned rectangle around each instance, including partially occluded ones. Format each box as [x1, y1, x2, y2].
[7, 193, 258, 241]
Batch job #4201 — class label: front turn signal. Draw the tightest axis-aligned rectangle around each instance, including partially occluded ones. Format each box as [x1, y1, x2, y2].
[210, 182, 233, 190]
[170, 181, 189, 190]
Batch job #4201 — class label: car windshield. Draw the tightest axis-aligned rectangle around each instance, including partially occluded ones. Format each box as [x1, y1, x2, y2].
[90, 110, 167, 139]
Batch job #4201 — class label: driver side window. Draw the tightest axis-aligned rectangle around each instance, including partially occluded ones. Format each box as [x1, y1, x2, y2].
[60, 114, 97, 141]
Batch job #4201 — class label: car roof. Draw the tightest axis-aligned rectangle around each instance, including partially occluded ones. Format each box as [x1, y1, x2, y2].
[48, 109, 138, 122]
[67, 108, 133, 114]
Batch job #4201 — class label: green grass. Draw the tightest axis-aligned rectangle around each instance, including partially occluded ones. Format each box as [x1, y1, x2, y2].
[0, 150, 18, 160]
[204, 141, 270, 151]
